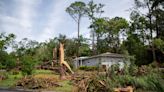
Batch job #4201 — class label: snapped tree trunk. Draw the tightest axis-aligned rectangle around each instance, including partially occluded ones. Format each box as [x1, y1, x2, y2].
[59, 43, 74, 80]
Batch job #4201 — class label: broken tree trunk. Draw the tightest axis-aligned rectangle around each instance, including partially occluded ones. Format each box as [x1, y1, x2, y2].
[59, 43, 74, 80]
[52, 47, 57, 67]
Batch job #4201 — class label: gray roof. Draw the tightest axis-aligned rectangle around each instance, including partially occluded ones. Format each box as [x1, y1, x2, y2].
[74, 52, 125, 61]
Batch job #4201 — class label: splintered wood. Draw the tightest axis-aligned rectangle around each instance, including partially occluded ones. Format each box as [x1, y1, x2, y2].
[114, 86, 133, 92]
[59, 43, 74, 80]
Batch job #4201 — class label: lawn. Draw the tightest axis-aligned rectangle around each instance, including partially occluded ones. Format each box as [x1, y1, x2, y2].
[0, 69, 73, 92]
[54, 80, 73, 92]
[0, 71, 22, 87]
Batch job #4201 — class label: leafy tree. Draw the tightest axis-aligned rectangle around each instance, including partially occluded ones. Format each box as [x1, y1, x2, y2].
[66, 1, 86, 57]
[107, 17, 129, 53]
[151, 0, 164, 9]
[13, 38, 39, 57]
[33, 37, 58, 63]
[90, 18, 109, 54]
[0, 51, 16, 69]
[154, 38, 164, 51]
[90, 17, 128, 54]
[85, 0, 104, 54]
[0, 33, 16, 69]
[0, 33, 15, 51]
[134, 0, 164, 62]
[21, 55, 36, 75]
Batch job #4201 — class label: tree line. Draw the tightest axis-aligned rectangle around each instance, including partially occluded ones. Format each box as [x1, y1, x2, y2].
[0, 0, 164, 72]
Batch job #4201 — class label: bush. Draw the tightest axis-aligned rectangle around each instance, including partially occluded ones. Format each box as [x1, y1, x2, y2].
[0, 51, 17, 70]
[11, 69, 20, 75]
[0, 63, 5, 69]
[21, 56, 36, 76]
[79, 66, 98, 71]
[0, 71, 8, 80]
[5, 58, 17, 70]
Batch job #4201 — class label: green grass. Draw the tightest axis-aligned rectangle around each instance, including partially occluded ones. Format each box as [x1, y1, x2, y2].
[0, 69, 54, 88]
[0, 70, 53, 88]
[34, 69, 73, 92]
[34, 69, 54, 75]
[54, 80, 73, 92]
[0, 72, 22, 87]
[0, 69, 73, 92]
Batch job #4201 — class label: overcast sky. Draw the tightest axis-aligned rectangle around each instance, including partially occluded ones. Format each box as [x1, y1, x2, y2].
[0, 0, 134, 42]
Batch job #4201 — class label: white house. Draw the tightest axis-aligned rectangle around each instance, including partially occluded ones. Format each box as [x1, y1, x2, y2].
[73, 52, 129, 69]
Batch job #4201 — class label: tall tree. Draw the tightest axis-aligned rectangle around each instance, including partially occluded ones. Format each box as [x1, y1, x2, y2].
[151, 0, 164, 39]
[66, 1, 86, 57]
[85, 0, 104, 54]
[0, 33, 16, 69]
[90, 17, 128, 54]
[134, 0, 157, 62]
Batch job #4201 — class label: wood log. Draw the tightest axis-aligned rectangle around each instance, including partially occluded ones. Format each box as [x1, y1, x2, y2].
[114, 86, 133, 92]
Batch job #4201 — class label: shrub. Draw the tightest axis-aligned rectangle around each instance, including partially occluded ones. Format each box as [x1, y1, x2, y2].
[4, 58, 17, 70]
[79, 66, 98, 71]
[0, 71, 8, 80]
[21, 56, 36, 76]
[0, 63, 5, 69]
[11, 69, 20, 75]
[0, 52, 16, 70]
[74, 65, 164, 92]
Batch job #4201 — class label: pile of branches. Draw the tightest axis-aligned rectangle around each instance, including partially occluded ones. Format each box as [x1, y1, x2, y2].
[73, 75, 108, 92]
[73, 65, 164, 92]
[16, 76, 61, 89]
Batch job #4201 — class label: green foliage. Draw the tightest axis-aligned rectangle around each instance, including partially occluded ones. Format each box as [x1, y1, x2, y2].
[90, 17, 129, 54]
[0, 33, 17, 70]
[0, 63, 5, 69]
[75, 65, 164, 92]
[122, 33, 150, 65]
[79, 66, 98, 71]
[34, 69, 54, 75]
[0, 33, 15, 50]
[21, 55, 36, 76]
[0, 71, 22, 87]
[85, 0, 104, 20]
[0, 71, 9, 80]
[0, 51, 17, 70]
[154, 38, 164, 51]
[66, 1, 86, 22]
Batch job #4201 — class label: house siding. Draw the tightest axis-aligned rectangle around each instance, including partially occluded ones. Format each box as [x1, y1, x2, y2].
[74, 56, 127, 69]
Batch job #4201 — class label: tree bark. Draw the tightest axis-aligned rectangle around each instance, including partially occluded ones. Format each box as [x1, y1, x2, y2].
[77, 16, 81, 57]
[92, 30, 96, 55]
[147, 2, 156, 62]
